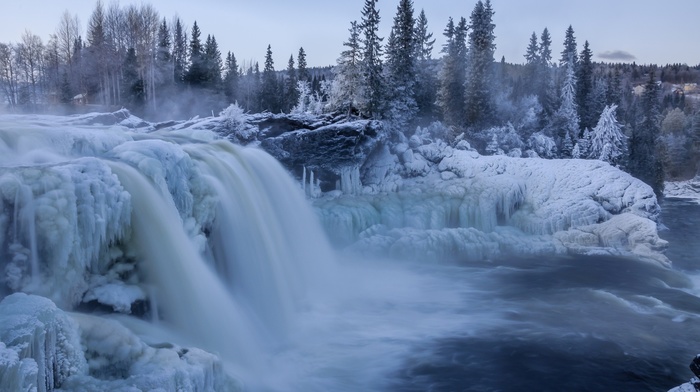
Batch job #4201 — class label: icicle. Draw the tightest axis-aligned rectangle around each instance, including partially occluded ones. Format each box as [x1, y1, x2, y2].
[302, 166, 307, 195]
[309, 170, 314, 198]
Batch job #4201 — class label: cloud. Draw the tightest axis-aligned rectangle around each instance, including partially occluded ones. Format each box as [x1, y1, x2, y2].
[598, 50, 637, 62]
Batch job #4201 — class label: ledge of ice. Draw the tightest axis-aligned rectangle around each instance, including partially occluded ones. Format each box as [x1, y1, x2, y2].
[665, 177, 700, 203]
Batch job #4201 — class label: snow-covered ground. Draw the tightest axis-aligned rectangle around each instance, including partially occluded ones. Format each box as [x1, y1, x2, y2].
[665, 177, 700, 203]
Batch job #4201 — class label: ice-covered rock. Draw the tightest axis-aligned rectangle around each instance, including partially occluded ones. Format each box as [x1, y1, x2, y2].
[0, 293, 86, 392]
[314, 142, 666, 264]
[665, 178, 700, 202]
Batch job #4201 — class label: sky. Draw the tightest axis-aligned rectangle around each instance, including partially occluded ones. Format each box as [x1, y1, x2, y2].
[0, 0, 699, 69]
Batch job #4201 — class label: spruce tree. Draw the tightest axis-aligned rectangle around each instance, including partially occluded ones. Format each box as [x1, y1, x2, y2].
[559, 25, 578, 67]
[284, 54, 298, 112]
[223, 51, 239, 103]
[185, 22, 205, 86]
[537, 28, 556, 128]
[464, 0, 496, 127]
[204, 35, 223, 88]
[437, 17, 467, 127]
[297, 47, 309, 83]
[414, 9, 437, 116]
[414, 9, 435, 61]
[629, 70, 664, 196]
[385, 0, 417, 126]
[576, 40, 595, 131]
[523, 32, 539, 95]
[360, 0, 385, 118]
[172, 18, 188, 85]
[260, 45, 279, 112]
[550, 62, 580, 151]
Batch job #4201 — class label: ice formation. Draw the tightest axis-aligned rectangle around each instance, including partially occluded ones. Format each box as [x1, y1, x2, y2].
[314, 133, 666, 264]
[0, 111, 336, 390]
[0, 110, 672, 390]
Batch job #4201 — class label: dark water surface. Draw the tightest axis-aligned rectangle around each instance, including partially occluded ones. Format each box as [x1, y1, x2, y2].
[391, 198, 700, 392]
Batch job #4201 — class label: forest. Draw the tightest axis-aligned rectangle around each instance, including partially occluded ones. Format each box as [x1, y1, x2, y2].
[1, 0, 699, 194]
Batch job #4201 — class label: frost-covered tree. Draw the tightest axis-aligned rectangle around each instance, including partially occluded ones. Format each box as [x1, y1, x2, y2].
[537, 28, 556, 125]
[385, 0, 417, 127]
[330, 21, 364, 116]
[464, 0, 496, 127]
[359, 0, 384, 118]
[588, 104, 627, 166]
[550, 62, 580, 148]
[413, 9, 437, 117]
[437, 17, 467, 127]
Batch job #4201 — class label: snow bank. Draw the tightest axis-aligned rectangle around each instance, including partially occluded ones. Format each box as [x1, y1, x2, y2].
[665, 178, 700, 203]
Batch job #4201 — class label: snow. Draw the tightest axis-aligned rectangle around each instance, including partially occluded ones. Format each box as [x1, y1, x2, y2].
[665, 178, 700, 202]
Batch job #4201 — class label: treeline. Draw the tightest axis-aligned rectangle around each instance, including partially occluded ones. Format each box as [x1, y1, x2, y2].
[0, 1, 329, 119]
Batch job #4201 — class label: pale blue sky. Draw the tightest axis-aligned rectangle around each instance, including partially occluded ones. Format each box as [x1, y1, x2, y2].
[1, 0, 698, 68]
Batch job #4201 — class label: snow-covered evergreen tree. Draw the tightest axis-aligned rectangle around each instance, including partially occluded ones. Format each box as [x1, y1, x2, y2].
[437, 17, 467, 127]
[223, 51, 239, 103]
[464, 0, 496, 127]
[576, 40, 595, 130]
[297, 47, 309, 83]
[385, 0, 417, 127]
[588, 104, 627, 166]
[284, 55, 298, 112]
[629, 70, 664, 195]
[550, 61, 580, 148]
[260, 44, 279, 112]
[359, 0, 384, 118]
[329, 20, 364, 116]
[414, 9, 437, 117]
[185, 22, 205, 86]
[172, 18, 188, 85]
[559, 25, 578, 67]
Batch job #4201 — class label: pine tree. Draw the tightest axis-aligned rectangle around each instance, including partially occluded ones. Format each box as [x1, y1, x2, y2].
[223, 51, 239, 103]
[385, 0, 417, 126]
[524, 32, 539, 66]
[172, 18, 188, 85]
[464, 0, 496, 127]
[360, 0, 385, 118]
[589, 104, 627, 166]
[537, 28, 556, 128]
[284, 54, 298, 112]
[576, 40, 595, 130]
[260, 44, 279, 112]
[523, 32, 539, 96]
[559, 25, 578, 67]
[437, 17, 467, 127]
[413, 9, 437, 117]
[629, 70, 664, 196]
[156, 19, 173, 87]
[414, 9, 435, 61]
[204, 35, 223, 88]
[297, 47, 309, 83]
[185, 22, 205, 86]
